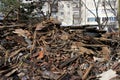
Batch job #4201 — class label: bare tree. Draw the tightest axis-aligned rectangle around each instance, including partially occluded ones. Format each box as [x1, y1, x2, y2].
[81, 0, 117, 30]
[47, 0, 59, 19]
[31, 0, 59, 20]
[104, 0, 120, 31]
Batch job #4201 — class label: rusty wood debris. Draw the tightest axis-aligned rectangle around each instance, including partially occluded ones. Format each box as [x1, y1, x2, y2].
[0, 19, 120, 80]
[59, 55, 80, 69]
[82, 63, 94, 80]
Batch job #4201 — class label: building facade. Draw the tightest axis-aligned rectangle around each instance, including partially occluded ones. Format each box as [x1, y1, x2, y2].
[20, 0, 119, 31]
[81, 0, 118, 31]
[57, 0, 118, 31]
[57, 0, 81, 26]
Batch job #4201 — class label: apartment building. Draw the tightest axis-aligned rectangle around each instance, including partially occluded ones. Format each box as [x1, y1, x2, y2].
[81, 0, 118, 31]
[20, 0, 119, 31]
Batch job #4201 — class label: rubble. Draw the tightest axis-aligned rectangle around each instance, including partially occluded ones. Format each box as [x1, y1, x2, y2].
[97, 69, 118, 80]
[0, 19, 120, 80]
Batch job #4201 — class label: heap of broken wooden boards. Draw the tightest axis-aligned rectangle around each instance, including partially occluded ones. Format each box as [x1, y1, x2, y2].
[0, 19, 120, 80]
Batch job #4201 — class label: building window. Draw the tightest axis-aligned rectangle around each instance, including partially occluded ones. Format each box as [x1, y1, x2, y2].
[73, 19, 79, 24]
[87, 17, 96, 22]
[61, 12, 64, 15]
[102, 17, 116, 22]
[67, 4, 70, 8]
[108, 17, 116, 22]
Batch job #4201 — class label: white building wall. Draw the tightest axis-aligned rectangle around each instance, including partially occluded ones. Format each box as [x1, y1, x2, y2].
[72, 0, 81, 25]
[57, 0, 81, 26]
[57, 1, 73, 26]
[42, 2, 49, 16]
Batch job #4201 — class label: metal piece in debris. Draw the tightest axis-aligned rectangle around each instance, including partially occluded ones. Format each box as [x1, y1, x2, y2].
[97, 69, 118, 80]
[80, 63, 89, 70]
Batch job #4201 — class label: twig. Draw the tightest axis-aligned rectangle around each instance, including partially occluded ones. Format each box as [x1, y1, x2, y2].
[30, 30, 37, 54]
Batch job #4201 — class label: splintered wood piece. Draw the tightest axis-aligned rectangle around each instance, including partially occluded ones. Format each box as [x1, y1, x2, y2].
[5, 68, 18, 77]
[57, 72, 71, 80]
[101, 47, 110, 60]
[82, 64, 94, 80]
[83, 44, 107, 47]
[9, 47, 26, 58]
[35, 23, 45, 31]
[78, 47, 94, 54]
[59, 56, 79, 69]
[37, 50, 44, 59]
[13, 29, 30, 37]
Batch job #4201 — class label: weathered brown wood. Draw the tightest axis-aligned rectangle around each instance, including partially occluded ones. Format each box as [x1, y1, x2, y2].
[82, 64, 94, 80]
[83, 44, 107, 47]
[59, 56, 80, 69]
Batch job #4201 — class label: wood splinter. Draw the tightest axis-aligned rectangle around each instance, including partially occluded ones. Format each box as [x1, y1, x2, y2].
[82, 63, 94, 80]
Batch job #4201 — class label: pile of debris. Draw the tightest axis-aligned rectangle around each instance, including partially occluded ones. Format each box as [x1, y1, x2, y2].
[0, 19, 120, 80]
